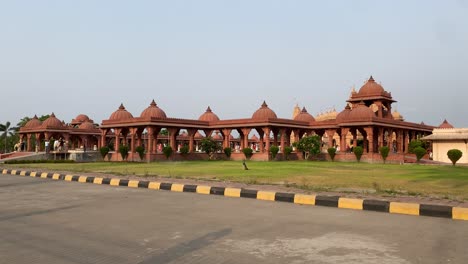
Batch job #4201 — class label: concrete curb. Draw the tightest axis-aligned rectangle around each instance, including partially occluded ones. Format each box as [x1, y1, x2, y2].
[2, 168, 468, 221]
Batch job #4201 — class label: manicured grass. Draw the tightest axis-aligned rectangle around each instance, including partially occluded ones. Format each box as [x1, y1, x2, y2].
[3, 161, 468, 200]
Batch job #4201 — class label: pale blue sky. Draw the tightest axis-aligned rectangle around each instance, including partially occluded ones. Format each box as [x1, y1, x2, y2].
[1, 0, 467, 127]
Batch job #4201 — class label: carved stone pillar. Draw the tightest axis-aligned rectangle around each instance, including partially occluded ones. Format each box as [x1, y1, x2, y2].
[262, 127, 271, 152]
[364, 127, 374, 153]
[340, 128, 350, 152]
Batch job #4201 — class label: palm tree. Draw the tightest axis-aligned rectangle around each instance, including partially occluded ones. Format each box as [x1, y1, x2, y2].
[0, 121, 18, 153]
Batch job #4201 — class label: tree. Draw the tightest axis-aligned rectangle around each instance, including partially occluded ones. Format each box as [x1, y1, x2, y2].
[200, 137, 220, 160]
[163, 146, 173, 159]
[353, 146, 364, 162]
[269, 145, 279, 160]
[119, 145, 129, 161]
[295, 135, 321, 160]
[0, 121, 18, 153]
[447, 149, 463, 166]
[159, 129, 168, 136]
[135, 146, 145, 160]
[223, 147, 232, 159]
[284, 146, 293, 160]
[379, 146, 390, 164]
[413, 146, 426, 163]
[99, 146, 110, 160]
[327, 147, 337, 162]
[408, 139, 426, 154]
[242, 148, 253, 160]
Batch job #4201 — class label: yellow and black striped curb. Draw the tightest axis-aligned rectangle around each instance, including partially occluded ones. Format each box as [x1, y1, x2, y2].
[2, 169, 468, 221]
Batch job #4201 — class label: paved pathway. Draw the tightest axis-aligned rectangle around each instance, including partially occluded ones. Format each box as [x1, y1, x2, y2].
[0, 174, 467, 264]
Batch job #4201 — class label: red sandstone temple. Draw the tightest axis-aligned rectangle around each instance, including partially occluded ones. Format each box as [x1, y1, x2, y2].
[18, 76, 437, 162]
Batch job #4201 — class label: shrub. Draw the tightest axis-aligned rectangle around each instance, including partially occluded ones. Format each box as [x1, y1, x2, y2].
[242, 147, 253, 160]
[295, 135, 321, 160]
[135, 146, 145, 160]
[408, 139, 426, 154]
[119, 145, 129, 161]
[413, 146, 426, 163]
[163, 146, 173, 159]
[99, 146, 109, 160]
[379, 146, 390, 163]
[284, 146, 293, 160]
[200, 137, 220, 160]
[180, 145, 189, 156]
[223, 147, 232, 158]
[269, 145, 279, 160]
[447, 149, 463, 166]
[327, 147, 336, 162]
[353, 146, 364, 162]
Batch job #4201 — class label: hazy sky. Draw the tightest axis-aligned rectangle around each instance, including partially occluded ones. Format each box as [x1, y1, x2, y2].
[1, 0, 467, 127]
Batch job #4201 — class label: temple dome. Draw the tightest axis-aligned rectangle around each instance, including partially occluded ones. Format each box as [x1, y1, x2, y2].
[140, 100, 167, 119]
[198, 106, 220, 122]
[347, 102, 375, 121]
[252, 101, 277, 120]
[24, 115, 42, 128]
[109, 104, 133, 121]
[438, 119, 454, 129]
[41, 113, 64, 128]
[294, 107, 315, 122]
[358, 76, 385, 96]
[74, 114, 90, 123]
[336, 105, 352, 123]
[78, 121, 95, 130]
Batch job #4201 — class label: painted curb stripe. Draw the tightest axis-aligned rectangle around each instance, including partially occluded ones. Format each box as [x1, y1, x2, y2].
[183, 184, 197, 193]
[240, 189, 257, 199]
[64, 175, 73, 181]
[390, 202, 420, 216]
[2, 169, 6, 174]
[224, 188, 241, 197]
[420, 204, 452, 218]
[171, 183, 184, 192]
[294, 194, 316, 205]
[275, 192, 295, 203]
[101, 178, 111, 185]
[119, 179, 129, 187]
[138, 181, 150, 188]
[11, 170, 17, 175]
[30, 172, 37, 177]
[452, 207, 468, 220]
[20, 171, 26, 176]
[77, 176, 87, 183]
[41, 172, 48, 178]
[160, 182, 172, 190]
[128, 180, 139, 188]
[257, 191, 276, 201]
[315, 195, 340, 207]
[196, 185, 211, 195]
[338, 198, 364, 210]
[93, 178, 103, 184]
[210, 187, 225, 195]
[86, 176, 95, 183]
[148, 182, 161, 190]
[363, 200, 390, 212]
[52, 173, 61, 180]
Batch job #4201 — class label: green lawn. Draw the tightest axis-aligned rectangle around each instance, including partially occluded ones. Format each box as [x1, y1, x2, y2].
[3, 161, 468, 200]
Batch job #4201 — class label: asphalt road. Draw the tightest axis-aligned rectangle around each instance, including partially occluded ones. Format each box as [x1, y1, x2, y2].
[0, 174, 467, 264]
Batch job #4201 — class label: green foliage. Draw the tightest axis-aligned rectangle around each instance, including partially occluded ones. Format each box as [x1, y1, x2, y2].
[163, 146, 173, 159]
[414, 146, 426, 163]
[223, 147, 232, 158]
[99, 146, 110, 159]
[327, 147, 337, 162]
[353, 146, 364, 162]
[269, 145, 279, 159]
[242, 147, 253, 160]
[0, 121, 18, 153]
[284, 146, 293, 160]
[447, 149, 463, 166]
[296, 135, 321, 160]
[159, 129, 168, 136]
[180, 145, 189, 156]
[200, 137, 220, 160]
[379, 146, 390, 163]
[119, 145, 129, 161]
[408, 140, 426, 154]
[135, 146, 145, 160]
